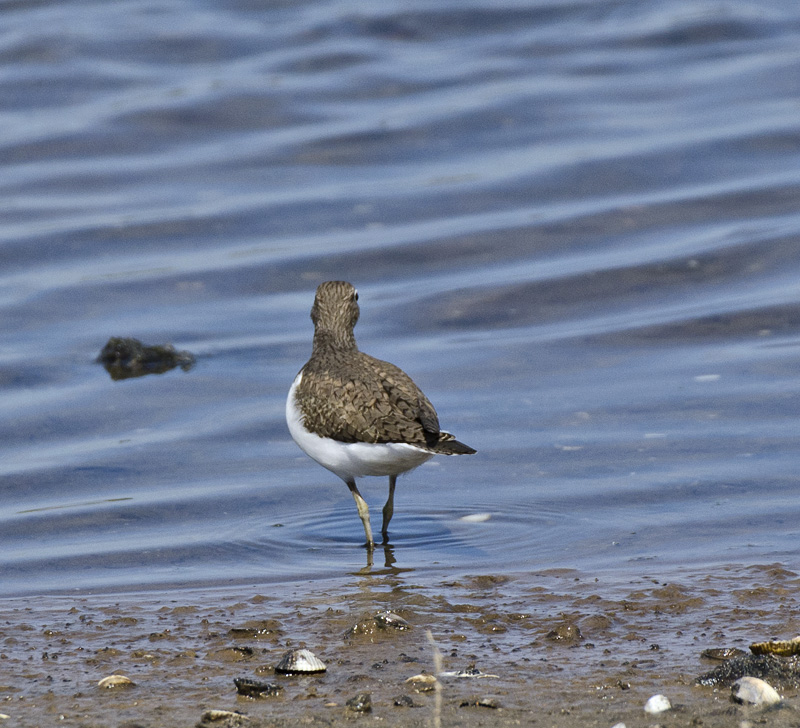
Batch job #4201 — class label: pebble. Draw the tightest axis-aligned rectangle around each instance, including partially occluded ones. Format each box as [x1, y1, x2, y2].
[405, 673, 437, 692]
[345, 692, 372, 713]
[610, 723, 626, 728]
[459, 697, 499, 709]
[233, 677, 283, 698]
[545, 623, 583, 644]
[731, 676, 781, 706]
[644, 694, 671, 714]
[199, 710, 249, 726]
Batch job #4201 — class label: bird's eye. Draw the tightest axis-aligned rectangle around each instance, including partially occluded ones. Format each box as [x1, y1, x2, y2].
[354, 291, 359, 301]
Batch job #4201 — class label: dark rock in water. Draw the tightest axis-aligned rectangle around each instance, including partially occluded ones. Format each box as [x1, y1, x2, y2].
[97, 337, 195, 380]
[345, 692, 372, 713]
[696, 654, 800, 687]
[233, 677, 283, 698]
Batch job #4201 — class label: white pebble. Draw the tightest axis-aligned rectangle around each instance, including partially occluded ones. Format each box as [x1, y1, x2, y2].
[644, 694, 671, 714]
[610, 723, 626, 728]
[732, 676, 781, 706]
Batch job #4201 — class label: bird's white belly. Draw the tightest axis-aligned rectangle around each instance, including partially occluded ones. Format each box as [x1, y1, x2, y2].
[286, 373, 434, 481]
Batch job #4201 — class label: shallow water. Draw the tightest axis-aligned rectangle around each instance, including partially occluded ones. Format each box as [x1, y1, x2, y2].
[2, 0, 800, 599]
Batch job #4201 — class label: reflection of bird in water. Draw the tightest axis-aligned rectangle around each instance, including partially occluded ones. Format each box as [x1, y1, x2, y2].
[286, 281, 476, 548]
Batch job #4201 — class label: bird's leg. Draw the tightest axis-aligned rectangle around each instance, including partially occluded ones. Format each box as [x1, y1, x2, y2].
[381, 474, 397, 543]
[347, 479, 374, 549]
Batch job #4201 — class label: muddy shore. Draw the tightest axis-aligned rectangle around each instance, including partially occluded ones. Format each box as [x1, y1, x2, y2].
[2, 563, 799, 727]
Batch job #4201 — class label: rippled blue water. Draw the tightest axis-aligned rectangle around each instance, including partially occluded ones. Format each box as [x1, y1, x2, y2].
[2, 0, 800, 598]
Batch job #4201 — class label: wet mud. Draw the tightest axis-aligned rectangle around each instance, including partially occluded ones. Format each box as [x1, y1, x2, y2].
[2, 563, 800, 727]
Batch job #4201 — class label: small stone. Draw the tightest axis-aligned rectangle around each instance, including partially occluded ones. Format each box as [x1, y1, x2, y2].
[545, 623, 582, 644]
[459, 697, 499, 709]
[644, 694, 671, 714]
[405, 672, 437, 693]
[610, 723, 626, 728]
[732, 676, 781, 706]
[233, 677, 283, 698]
[346, 693, 372, 713]
[393, 695, 418, 707]
[198, 710, 249, 726]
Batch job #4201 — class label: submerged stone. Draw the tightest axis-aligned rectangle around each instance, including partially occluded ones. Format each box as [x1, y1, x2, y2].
[97, 337, 195, 380]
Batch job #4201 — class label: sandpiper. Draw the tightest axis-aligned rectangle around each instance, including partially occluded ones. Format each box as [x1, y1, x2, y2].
[286, 281, 475, 548]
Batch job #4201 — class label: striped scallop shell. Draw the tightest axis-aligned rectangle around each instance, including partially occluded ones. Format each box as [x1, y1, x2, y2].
[275, 648, 326, 674]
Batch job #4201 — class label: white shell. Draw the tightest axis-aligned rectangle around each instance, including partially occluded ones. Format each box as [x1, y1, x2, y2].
[643, 694, 671, 714]
[275, 648, 326, 674]
[97, 674, 135, 689]
[732, 676, 781, 706]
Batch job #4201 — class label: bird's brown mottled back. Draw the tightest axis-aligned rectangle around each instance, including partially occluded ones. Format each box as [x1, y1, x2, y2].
[296, 281, 475, 454]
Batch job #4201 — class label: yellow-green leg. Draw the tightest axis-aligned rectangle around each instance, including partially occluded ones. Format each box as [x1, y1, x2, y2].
[347, 479, 374, 548]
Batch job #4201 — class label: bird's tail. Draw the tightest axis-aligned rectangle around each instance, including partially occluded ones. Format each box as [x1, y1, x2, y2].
[434, 432, 476, 455]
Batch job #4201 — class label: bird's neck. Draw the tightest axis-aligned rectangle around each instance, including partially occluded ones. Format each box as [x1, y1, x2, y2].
[312, 327, 357, 354]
